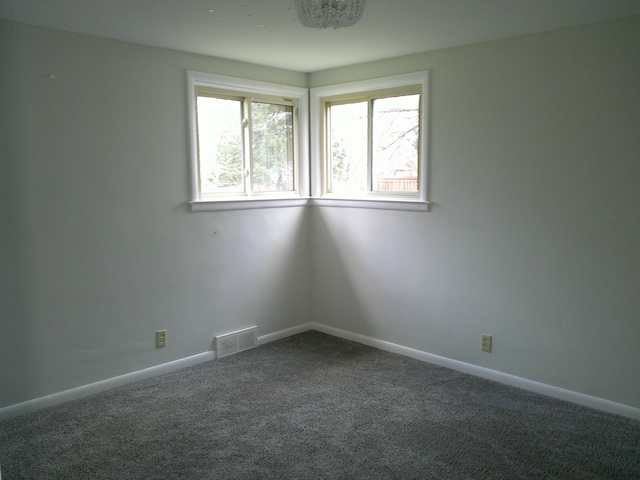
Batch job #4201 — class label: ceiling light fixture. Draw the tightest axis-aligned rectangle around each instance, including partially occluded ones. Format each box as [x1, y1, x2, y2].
[294, 0, 366, 29]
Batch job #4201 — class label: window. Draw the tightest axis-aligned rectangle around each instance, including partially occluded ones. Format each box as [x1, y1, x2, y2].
[196, 91, 295, 196]
[327, 90, 420, 195]
[311, 72, 429, 211]
[187, 71, 427, 212]
[187, 72, 308, 211]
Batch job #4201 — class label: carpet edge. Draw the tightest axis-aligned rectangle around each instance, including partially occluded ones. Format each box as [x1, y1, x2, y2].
[0, 351, 215, 422]
[311, 322, 640, 421]
[2, 322, 638, 423]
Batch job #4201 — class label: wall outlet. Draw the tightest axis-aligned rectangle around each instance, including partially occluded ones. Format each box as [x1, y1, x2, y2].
[481, 334, 492, 353]
[156, 329, 167, 348]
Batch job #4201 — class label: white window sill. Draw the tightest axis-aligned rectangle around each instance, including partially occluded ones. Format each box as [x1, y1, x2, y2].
[308, 196, 430, 212]
[189, 197, 308, 212]
[190, 196, 431, 212]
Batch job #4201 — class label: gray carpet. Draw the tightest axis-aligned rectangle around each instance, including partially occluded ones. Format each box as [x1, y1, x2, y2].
[1, 331, 639, 479]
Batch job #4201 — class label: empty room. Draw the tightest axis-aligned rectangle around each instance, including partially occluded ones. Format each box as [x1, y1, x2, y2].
[1, 1, 639, 478]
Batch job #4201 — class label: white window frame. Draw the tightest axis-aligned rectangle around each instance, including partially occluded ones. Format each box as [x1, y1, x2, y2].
[310, 72, 430, 212]
[187, 71, 309, 212]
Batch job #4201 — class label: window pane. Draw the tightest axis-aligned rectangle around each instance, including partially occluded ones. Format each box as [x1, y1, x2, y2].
[372, 94, 420, 192]
[196, 96, 244, 195]
[251, 102, 295, 192]
[329, 102, 368, 194]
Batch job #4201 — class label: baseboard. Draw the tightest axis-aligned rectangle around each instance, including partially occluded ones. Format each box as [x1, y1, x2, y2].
[0, 351, 216, 422]
[2, 322, 638, 423]
[309, 322, 640, 421]
[257, 322, 314, 345]
[0, 324, 311, 422]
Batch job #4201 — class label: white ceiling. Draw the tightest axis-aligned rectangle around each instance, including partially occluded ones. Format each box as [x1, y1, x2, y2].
[2, 0, 640, 72]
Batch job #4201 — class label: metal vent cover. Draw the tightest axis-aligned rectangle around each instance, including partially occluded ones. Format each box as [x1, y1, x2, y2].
[215, 326, 257, 358]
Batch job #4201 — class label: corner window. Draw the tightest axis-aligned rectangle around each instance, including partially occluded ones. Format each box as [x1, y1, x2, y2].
[327, 90, 420, 195]
[196, 91, 295, 196]
[187, 72, 309, 212]
[311, 72, 429, 211]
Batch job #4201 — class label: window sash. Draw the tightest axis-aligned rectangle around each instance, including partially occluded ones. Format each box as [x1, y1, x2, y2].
[324, 87, 421, 197]
[196, 95, 246, 197]
[249, 100, 296, 194]
[193, 84, 299, 199]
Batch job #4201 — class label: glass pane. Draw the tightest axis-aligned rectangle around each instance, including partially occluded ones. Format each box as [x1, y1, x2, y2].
[196, 96, 244, 195]
[251, 102, 295, 192]
[372, 94, 420, 192]
[329, 102, 368, 194]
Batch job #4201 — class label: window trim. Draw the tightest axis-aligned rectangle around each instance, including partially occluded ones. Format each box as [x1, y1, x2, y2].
[310, 72, 430, 212]
[187, 71, 309, 212]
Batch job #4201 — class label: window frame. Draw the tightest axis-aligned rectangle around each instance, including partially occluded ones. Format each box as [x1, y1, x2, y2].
[187, 71, 309, 212]
[310, 72, 430, 212]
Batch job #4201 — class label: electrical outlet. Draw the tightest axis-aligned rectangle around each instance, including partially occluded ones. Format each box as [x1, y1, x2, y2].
[481, 334, 492, 353]
[156, 329, 167, 348]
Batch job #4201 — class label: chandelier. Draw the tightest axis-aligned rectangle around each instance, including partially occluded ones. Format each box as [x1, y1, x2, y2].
[294, 0, 366, 29]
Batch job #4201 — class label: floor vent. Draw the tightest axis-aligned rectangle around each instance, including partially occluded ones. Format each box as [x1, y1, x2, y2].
[215, 326, 258, 358]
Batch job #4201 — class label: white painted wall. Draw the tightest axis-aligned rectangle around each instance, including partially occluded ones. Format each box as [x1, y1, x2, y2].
[1, 15, 639, 412]
[309, 16, 640, 408]
[0, 20, 310, 408]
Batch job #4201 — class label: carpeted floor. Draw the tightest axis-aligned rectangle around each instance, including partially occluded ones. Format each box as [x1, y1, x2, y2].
[1, 331, 639, 479]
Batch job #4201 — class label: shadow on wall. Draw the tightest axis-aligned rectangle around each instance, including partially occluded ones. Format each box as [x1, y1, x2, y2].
[0, 100, 40, 409]
[309, 207, 370, 334]
[310, 206, 433, 340]
[199, 205, 312, 339]
[238, 206, 311, 332]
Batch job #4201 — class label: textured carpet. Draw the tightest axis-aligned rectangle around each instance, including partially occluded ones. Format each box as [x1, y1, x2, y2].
[1, 331, 639, 479]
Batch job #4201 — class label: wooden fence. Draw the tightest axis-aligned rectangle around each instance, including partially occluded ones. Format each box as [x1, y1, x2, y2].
[376, 177, 418, 192]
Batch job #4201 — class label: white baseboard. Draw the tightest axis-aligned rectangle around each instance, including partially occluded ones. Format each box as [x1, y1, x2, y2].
[0, 324, 310, 422]
[0, 351, 215, 422]
[309, 322, 640, 421]
[2, 322, 638, 422]
[257, 322, 314, 345]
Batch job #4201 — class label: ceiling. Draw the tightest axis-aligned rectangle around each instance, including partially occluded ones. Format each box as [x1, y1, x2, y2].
[1, 0, 640, 72]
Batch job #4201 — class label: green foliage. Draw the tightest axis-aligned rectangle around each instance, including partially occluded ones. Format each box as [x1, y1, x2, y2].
[208, 100, 294, 193]
[209, 130, 243, 189]
[251, 102, 293, 192]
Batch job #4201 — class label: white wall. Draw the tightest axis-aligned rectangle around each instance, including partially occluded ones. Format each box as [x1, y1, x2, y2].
[1, 15, 639, 412]
[0, 20, 310, 408]
[309, 15, 640, 408]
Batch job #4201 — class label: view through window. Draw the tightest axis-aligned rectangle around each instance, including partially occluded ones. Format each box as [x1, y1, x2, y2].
[195, 89, 296, 198]
[327, 93, 420, 195]
[188, 71, 427, 212]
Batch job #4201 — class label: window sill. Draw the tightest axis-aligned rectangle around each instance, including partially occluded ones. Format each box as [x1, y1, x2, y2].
[308, 196, 430, 212]
[189, 196, 431, 212]
[189, 197, 308, 212]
